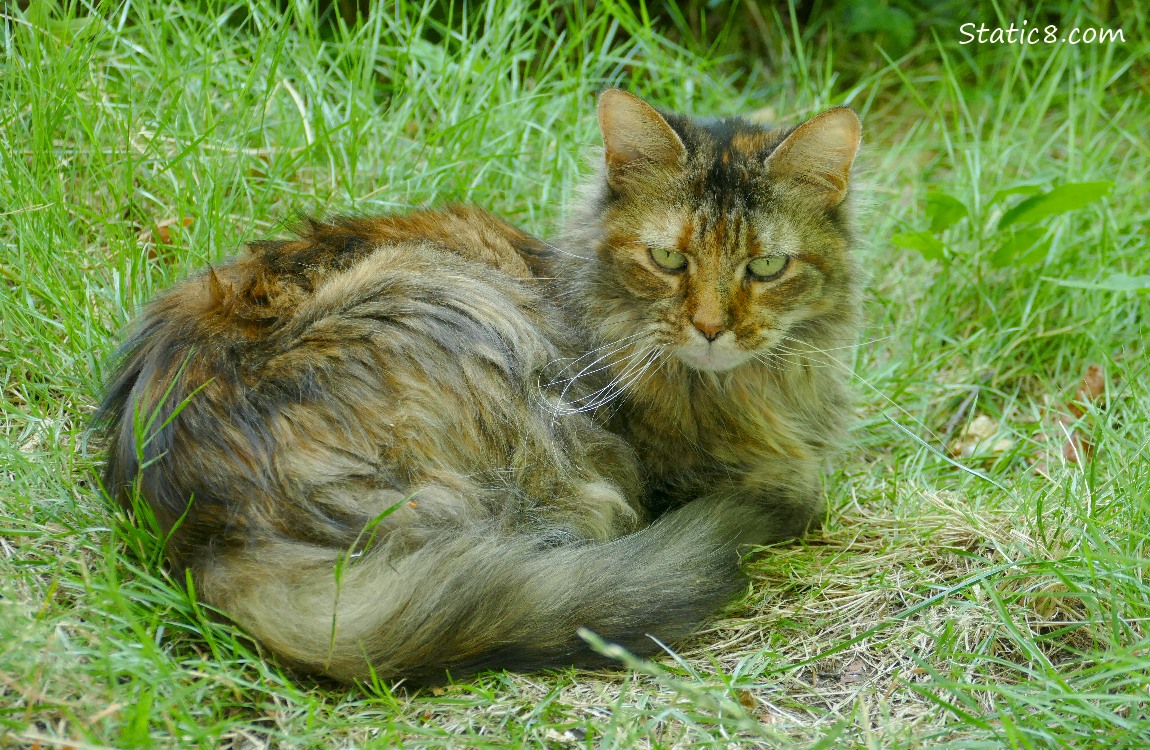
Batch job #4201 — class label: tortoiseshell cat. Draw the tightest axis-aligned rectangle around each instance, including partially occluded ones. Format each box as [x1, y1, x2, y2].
[97, 92, 861, 685]
[557, 89, 863, 531]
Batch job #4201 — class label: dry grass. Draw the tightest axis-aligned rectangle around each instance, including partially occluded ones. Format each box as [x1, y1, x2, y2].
[2, 0, 1149, 748]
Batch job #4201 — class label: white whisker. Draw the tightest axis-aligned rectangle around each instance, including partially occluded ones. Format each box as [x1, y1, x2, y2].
[553, 345, 660, 416]
[602, 347, 671, 421]
[546, 332, 647, 388]
[782, 333, 892, 354]
[571, 347, 657, 408]
[536, 237, 593, 262]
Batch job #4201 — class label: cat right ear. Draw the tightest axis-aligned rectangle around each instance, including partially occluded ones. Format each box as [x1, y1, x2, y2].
[765, 107, 861, 206]
[597, 89, 686, 183]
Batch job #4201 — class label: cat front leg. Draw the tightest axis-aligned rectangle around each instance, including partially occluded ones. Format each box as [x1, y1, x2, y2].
[732, 458, 826, 543]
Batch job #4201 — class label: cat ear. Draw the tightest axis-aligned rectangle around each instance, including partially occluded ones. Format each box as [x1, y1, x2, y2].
[207, 266, 230, 308]
[765, 107, 861, 206]
[597, 89, 686, 179]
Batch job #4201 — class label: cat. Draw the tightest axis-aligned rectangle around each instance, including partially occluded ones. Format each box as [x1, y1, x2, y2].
[555, 89, 863, 534]
[97, 206, 739, 684]
[95, 92, 862, 686]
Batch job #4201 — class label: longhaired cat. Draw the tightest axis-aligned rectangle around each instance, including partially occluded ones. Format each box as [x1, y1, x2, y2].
[96, 92, 861, 685]
[557, 89, 862, 533]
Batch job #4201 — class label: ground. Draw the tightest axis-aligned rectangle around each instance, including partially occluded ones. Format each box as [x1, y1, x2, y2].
[1, 1, 1148, 748]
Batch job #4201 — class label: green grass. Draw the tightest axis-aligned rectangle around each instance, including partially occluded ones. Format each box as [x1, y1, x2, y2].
[2, 0, 1148, 747]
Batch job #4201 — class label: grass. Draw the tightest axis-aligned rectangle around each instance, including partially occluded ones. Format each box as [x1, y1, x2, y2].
[2, 0, 1148, 747]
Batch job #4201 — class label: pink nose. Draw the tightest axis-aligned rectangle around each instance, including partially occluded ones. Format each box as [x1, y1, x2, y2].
[693, 319, 725, 341]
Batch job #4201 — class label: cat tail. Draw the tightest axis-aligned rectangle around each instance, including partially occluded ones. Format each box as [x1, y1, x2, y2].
[197, 495, 785, 686]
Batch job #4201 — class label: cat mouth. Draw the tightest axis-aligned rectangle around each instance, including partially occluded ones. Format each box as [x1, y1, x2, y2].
[674, 341, 752, 372]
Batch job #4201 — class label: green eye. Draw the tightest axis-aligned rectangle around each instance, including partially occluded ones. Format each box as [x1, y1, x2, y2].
[649, 246, 688, 272]
[747, 255, 789, 280]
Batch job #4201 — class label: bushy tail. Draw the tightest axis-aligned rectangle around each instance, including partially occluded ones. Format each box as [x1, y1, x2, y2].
[197, 495, 794, 685]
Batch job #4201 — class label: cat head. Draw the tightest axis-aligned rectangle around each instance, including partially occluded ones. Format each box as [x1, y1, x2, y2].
[582, 89, 862, 374]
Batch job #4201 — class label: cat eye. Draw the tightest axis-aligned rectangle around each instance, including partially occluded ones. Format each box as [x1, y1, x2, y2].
[649, 246, 688, 272]
[746, 255, 789, 281]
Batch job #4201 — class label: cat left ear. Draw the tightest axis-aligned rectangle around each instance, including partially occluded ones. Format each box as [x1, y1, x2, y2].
[765, 107, 861, 206]
[597, 89, 686, 180]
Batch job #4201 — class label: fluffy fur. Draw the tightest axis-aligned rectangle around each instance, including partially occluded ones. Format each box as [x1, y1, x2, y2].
[97, 205, 755, 684]
[556, 90, 863, 532]
[96, 92, 863, 685]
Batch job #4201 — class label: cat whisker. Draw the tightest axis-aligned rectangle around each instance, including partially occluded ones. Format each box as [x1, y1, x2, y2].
[569, 346, 657, 407]
[572, 353, 660, 415]
[751, 351, 832, 371]
[554, 346, 659, 416]
[771, 342, 847, 365]
[756, 343, 999, 488]
[756, 342, 934, 435]
[772, 335, 871, 363]
[536, 237, 593, 262]
[781, 333, 892, 354]
[550, 345, 650, 400]
[773, 343, 952, 449]
[795, 348, 1011, 493]
[601, 347, 671, 421]
[752, 343, 837, 370]
[545, 333, 647, 388]
[551, 344, 652, 413]
[547, 327, 645, 372]
[545, 319, 655, 390]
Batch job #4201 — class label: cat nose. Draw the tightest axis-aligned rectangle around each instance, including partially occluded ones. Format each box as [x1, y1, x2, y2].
[693, 319, 726, 342]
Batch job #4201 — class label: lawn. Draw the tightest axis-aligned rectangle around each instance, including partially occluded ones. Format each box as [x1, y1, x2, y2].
[2, 0, 1148, 747]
